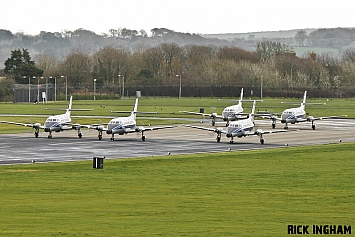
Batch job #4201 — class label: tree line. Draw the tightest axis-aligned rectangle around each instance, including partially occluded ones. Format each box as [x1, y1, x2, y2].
[2, 26, 355, 100]
[2, 41, 355, 100]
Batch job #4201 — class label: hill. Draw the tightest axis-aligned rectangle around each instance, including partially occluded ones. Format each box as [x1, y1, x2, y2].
[1, 27, 355, 69]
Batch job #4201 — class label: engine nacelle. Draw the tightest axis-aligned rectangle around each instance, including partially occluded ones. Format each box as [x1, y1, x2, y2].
[33, 123, 41, 129]
[72, 124, 81, 130]
[307, 116, 315, 121]
[106, 129, 113, 134]
[44, 127, 50, 132]
[95, 125, 104, 131]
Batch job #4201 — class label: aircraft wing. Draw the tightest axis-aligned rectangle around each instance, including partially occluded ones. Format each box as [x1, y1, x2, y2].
[253, 129, 292, 135]
[259, 114, 282, 121]
[84, 124, 108, 131]
[0, 120, 44, 129]
[179, 111, 223, 119]
[301, 115, 347, 122]
[182, 124, 226, 134]
[318, 115, 348, 120]
[137, 125, 177, 132]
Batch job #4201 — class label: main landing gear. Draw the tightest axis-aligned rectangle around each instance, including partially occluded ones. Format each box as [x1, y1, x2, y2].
[216, 133, 221, 143]
[311, 121, 316, 130]
[272, 120, 276, 129]
[77, 128, 83, 138]
[98, 130, 103, 140]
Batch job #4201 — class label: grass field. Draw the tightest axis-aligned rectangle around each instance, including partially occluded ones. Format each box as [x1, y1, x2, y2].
[0, 143, 354, 236]
[0, 96, 354, 134]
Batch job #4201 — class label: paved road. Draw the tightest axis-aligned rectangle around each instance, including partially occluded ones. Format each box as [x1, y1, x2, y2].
[0, 119, 354, 165]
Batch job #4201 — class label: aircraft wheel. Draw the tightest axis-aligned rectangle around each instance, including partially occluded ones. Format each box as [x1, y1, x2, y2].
[35, 133, 39, 138]
[312, 125, 316, 130]
[78, 133, 82, 138]
[98, 136, 102, 140]
[260, 139, 265, 145]
[284, 126, 288, 130]
[216, 137, 221, 143]
[229, 140, 234, 144]
[272, 123, 275, 129]
[110, 137, 114, 141]
[48, 135, 52, 139]
[212, 121, 215, 126]
[142, 135, 146, 141]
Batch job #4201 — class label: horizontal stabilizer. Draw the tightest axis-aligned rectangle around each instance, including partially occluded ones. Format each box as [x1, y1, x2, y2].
[109, 110, 158, 114]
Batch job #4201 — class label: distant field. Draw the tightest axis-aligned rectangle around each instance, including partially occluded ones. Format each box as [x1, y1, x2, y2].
[0, 143, 354, 236]
[0, 97, 353, 133]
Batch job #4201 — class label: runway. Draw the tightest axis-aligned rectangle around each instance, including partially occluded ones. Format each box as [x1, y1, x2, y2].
[0, 119, 354, 165]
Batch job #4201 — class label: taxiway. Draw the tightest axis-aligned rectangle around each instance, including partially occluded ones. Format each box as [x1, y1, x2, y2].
[0, 119, 354, 165]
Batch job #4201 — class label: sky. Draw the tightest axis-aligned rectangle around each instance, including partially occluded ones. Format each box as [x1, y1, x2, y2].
[2, 0, 354, 35]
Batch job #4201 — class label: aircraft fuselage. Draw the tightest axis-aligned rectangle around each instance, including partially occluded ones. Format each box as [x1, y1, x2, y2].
[226, 118, 253, 138]
[281, 108, 306, 124]
[44, 115, 71, 132]
[106, 117, 136, 135]
[222, 104, 243, 121]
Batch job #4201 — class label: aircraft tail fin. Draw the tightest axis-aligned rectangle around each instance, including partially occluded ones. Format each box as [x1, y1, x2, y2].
[66, 96, 73, 117]
[301, 91, 307, 109]
[239, 88, 244, 106]
[250, 100, 256, 122]
[130, 98, 139, 120]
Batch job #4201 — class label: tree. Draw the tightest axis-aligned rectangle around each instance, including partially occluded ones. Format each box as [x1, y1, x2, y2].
[256, 41, 292, 63]
[295, 30, 308, 46]
[4, 48, 43, 83]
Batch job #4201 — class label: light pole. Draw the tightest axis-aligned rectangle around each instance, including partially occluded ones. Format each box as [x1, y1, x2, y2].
[49, 76, 57, 101]
[61, 75, 67, 101]
[176, 74, 182, 99]
[260, 75, 263, 100]
[44, 77, 48, 103]
[35, 76, 39, 103]
[118, 74, 124, 98]
[24, 76, 30, 103]
[93, 78, 97, 100]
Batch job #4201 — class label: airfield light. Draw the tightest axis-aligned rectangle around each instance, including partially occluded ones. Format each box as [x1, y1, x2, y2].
[176, 74, 182, 99]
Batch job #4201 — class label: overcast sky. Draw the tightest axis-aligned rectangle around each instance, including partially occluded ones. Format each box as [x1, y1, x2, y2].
[2, 0, 354, 35]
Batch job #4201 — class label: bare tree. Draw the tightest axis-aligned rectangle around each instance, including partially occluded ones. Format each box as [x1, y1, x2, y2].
[295, 29, 308, 46]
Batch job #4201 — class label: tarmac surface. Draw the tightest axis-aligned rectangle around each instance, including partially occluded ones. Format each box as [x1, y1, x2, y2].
[0, 119, 354, 165]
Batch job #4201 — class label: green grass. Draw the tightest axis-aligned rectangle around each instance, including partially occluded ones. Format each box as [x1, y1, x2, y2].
[0, 143, 354, 236]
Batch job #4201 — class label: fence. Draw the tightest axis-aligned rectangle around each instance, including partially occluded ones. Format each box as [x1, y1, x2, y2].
[11, 84, 352, 102]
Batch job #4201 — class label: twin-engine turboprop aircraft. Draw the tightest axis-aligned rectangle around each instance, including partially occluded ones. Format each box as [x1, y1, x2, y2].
[0, 96, 90, 138]
[180, 88, 258, 126]
[264, 91, 345, 130]
[91, 98, 175, 141]
[184, 101, 288, 144]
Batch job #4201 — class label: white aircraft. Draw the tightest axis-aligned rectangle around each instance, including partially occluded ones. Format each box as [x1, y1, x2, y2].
[266, 91, 344, 130]
[92, 98, 175, 141]
[184, 101, 288, 144]
[0, 96, 89, 138]
[180, 88, 254, 126]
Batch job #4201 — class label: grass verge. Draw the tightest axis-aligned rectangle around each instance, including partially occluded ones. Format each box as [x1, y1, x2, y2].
[0, 143, 354, 236]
